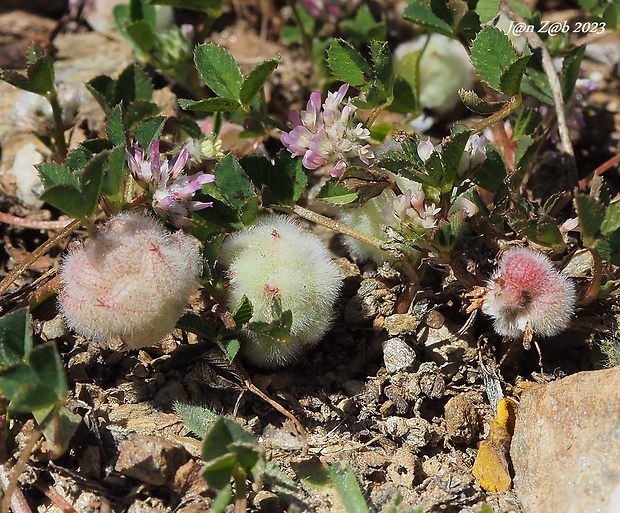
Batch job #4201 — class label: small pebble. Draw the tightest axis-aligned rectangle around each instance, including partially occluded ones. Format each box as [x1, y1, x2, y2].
[382, 337, 416, 373]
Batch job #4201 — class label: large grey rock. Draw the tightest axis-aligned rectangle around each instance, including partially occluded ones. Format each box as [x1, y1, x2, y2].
[511, 368, 620, 513]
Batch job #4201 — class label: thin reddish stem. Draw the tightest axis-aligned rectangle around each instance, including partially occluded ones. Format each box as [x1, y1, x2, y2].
[0, 212, 75, 230]
[578, 153, 620, 190]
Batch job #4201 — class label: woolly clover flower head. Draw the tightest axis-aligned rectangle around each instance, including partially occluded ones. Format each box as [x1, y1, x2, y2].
[127, 141, 215, 227]
[394, 33, 474, 115]
[13, 89, 80, 134]
[481, 247, 576, 338]
[59, 212, 202, 349]
[219, 216, 343, 367]
[281, 84, 374, 178]
[340, 189, 399, 264]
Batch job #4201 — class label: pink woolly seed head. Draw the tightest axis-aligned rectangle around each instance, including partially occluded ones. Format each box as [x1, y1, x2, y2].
[481, 247, 576, 338]
[59, 212, 202, 349]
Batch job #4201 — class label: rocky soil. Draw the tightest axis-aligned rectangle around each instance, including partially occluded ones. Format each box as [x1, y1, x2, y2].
[0, 2, 619, 513]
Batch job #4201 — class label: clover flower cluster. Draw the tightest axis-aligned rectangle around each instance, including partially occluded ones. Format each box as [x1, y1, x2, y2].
[299, 0, 361, 22]
[418, 134, 488, 176]
[152, 25, 194, 70]
[281, 84, 374, 178]
[127, 141, 215, 227]
[13, 89, 80, 134]
[59, 212, 202, 349]
[341, 174, 433, 264]
[219, 216, 342, 367]
[481, 247, 576, 338]
[388, 186, 441, 231]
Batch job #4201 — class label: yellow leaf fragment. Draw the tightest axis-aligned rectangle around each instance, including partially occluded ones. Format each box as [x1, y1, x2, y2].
[472, 398, 518, 493]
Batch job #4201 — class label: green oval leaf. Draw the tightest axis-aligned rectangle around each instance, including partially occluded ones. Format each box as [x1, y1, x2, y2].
[498, 48, 531, 97]
[178, 97, 241, 112]
[27, 55, 55, 95]
[0, 308, 32, 367]
[327, 40, 372, 87]
[194, 43, 243, 100]
[403, 2, 453, 37]
[574, 194, 604, 246]
[601, 200, 620, 236]
[471, 26, 521, 95]
[135, 115, 166, 149]
[239, 58, 279, 106]
[316, 180, 358, 205]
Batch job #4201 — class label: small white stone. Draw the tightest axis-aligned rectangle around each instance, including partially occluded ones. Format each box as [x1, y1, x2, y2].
[382, 337, 416, 373]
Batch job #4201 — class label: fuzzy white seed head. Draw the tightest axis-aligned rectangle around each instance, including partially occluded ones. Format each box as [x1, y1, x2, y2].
[394, 34, 474, 115]
[339, 189, 398, 264]
[219, 216, 343, 367]
[59, 212, 202, 348]
[481, 247, 576, 338]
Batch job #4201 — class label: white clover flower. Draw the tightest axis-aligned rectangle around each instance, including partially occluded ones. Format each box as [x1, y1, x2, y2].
[417, 134, 487, 175]
[417, 138, 437, 162]
[340, 174, 436, 264]
[200, 134, 225, 160]
[388, 183, 441, 231]
[457, 134, 487, 175]
[59, 213, 202, 349]
[281, 84, 374, 177]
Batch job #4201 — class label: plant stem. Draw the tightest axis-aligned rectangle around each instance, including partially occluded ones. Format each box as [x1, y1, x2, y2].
[247, 108, 289, 132]
[47, 91, 68, 161]
[583, 246, 603, 303]
[291, 205, 421, 282]
[0, 219, 80, 298]
[232, 466, 247, 513]
[470, 94, 522, 135]
[285, 0, 313, 59]
[0, 212, 75, 230]
[502, 4, 578, 187]
[1, 424, 42, 513]
[578, 152, 620, 190]
[27, 274, 63, 309]
[0, 419, 32, 513]
[244, 377, 309, 453]
[292, 204, 388, 251]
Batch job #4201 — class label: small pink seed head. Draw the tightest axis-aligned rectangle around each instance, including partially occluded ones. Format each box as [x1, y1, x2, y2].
[59, 212, 202, 349]
[481, 247, 576, 338]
